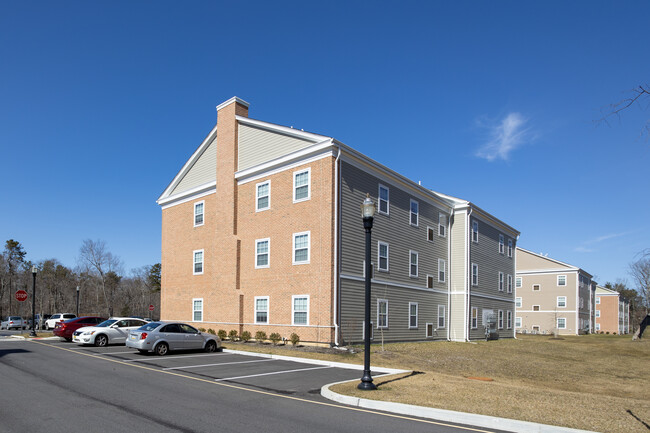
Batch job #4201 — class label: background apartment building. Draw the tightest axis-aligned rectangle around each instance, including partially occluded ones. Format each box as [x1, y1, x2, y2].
[157, 96, 519, 345]
[594, 285, 630, 334]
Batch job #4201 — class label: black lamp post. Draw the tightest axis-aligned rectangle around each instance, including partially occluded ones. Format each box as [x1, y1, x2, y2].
[358, 194, 377, 391]
[29, 266, 37, 337]
[76, 286, 80, 317]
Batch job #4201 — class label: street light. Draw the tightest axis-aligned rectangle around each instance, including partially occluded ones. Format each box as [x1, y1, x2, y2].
[76, 286, 80, 317]
[30, 265, 37, 337]
[358, 193, 377, 390]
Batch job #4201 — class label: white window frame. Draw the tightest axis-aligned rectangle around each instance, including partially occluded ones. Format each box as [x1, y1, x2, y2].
[507, 239, 513, 257]
[595, 323, 600, 331]
[192, 298, 203, 322]
[194, 201, 205, 227]
[255, 180, 271, 212]
[438, 213, 447, 237]
[498, 310, 504, 329]
[471, 220, 479, 243]
[507, 274, 513, 293]
[409, 199, 419, 226]
[254, 296, 269, 324]
[533, 284, 540, 291]
[255, 238, 270, 269]
[471, 307, 478, 329]
[557, 317, 566, 329]
[499, 234, 505, 255]
[516, 276, 522, 288]
[426, 323, 434, 338]
[377, 299, 388, 329]
[293, 168, 311, 203]
[471, 263, 478, 286]
[438, 258, 446, 283]
[533, 305, 540, 311]
[515, 317, 522, 328]
[291, 295, 309, 326]
[378, 184, 389, 215]
[438, 305, 446, 328]
[515, 297, 522, 308]
[498, 272, 504, 291]
[557, 296, 567, 308]
[595, 309, 600, 318]
[292, 231, 310, 265]
[507, 310, 512, 329]
[193, 249, 204, 275]
[409, 250, 419, 277]
[408, 302, 418, 329]
[557, 275, 567, 286]
[377, 241, 389, 272]
[596, 296, 600, 304]
[427, 226, 435, 242]
[427, 274, 434, 289]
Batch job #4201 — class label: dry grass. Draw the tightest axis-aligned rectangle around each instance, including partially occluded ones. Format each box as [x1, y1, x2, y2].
[226, 335, 650, 432]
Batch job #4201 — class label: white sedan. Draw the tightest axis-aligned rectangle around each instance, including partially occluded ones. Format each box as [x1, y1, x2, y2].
[72, 317, 149, 347]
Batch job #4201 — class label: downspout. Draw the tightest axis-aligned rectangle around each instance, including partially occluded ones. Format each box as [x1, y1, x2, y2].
[446, 206, 453, 341]
[333, 143, 341, 346]
[575, 272, 579, 335]
[465, 207, 473, 342]
[514, 234, 519, 339]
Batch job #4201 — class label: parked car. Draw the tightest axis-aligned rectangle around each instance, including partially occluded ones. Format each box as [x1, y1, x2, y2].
[1, 316, 26, 330]
[35, 314, 51, 330]
[126, 321, 221, 356]
[53, 316, 106, 341]
[44, 313, 76, 330]
[72, 317, 149, 347]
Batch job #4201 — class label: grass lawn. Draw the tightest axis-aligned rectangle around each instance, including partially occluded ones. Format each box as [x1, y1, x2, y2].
[225, 334, 650, 432]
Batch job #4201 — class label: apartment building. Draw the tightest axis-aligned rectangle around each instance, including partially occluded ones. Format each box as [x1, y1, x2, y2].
[594, 285, 630, 334]
[157, 96, 519, 345]
[515, 248, 593, 335]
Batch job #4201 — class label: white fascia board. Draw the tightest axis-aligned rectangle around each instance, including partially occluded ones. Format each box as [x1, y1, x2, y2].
[157, 124, 218, 202]
[217, 96, 250, 111]
[516, 269, 579, 275]
[236, 116, 331, 143]
[462, 202, 520, 238]
[159, 182, 216, 209]
[469, 292, 516, 303]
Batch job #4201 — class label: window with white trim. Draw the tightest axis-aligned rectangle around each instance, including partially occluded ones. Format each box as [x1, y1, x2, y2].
[427, 275, 434, 289]
[499, 234, 505, 254]
[533, 305, 540, 311]
[293, 169, 310, 202]
[409, 302, 418, 328]
[409, 251, 418, 277]
[194, 201, 204, 227]
[426, 323, 434, 338]
[596, 309, 600, 318]
[471, 220, 479, 243]
[378, 242, 389, 271]
[596, 296, 600, 304]
[192, 298, 203, 322]
[255, 296, 269, 324]
[507, 239, 513, 257]
[533, 284, 540, 291]
[515, 317, 522, 328]
[471, 263, 478, 286]
[516, 276, 522, 288]
[438, 258, 446, 283]
[410, 199, 419, 226]
[256, 181, 270, 211]
[507, 310, 512, 329]
[377, 299, 388, 328]
[515, 297, 522, 308]
[557, 296, 566, 308]
[507, 274, 513, 293]
[427, 227, 435, 242]
[498, 310, 504, 329]
[557, 275, 567, 286]
[378, 184, 389, 215]
[498, 272, 504, 291]
[292, 295, 309, 326]
[438, 305, 446, 328]
[293, 232, 310, 264]
[557, 317, 566, 329]
[596, 323, 600, 331]
[438, 213, 447, 237]
[471, 307, 478, 329]
[193, 250, 204, 275]
[255, 238, 270, 268]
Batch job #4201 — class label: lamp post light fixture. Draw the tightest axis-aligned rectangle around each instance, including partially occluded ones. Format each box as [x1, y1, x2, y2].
[30, 265, 37, 337]
[358, 193, 377, 391]
[76, 286, 80, 317]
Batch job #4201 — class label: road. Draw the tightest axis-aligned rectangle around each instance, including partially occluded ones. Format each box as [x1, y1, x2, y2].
[0, 338, 505, 433]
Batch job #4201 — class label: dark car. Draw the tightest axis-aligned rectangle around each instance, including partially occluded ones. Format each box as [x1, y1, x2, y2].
[53, 316, 106, 341]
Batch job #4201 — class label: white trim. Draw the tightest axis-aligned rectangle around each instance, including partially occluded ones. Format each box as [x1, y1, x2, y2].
[160, 182, 216, 209]
[515, 316, 522, 328]
[192, 298, 203, 322]
[378, 184, 390, 215]
[499, 234, 505, 255]
[194, 200, 205, 227]
[520, 309, 577, 313]
[408, 302, 418, 329]
[498, 310, 504, 329]
[409, 250, 419, 277]
[255, 238, 270, 269]
[471, 307, 478, 329]
[236, 115, 329, 143]
[557, 317, 567, 329]
[557, 296, 567, 308]
[507, 274, 513, 293]
[471, 263, 478, 286]
[469, 292, 515, 303]
[557, 275, 567, 286]
[425, 322, 434, 338]
[515, 276, 522, 289]
[471, 220, 479, 243]
[216, 96, 250, 111]
[255, 180, 271, 212]
[438, 258, 446, 283]
[438, 213, 447, 238]
[292, 231, 311, 265]
[426, 274, 434, 289]
[237, 149, 333, 185]
[293, 167, 311, 203]
[515, 297, 522, 308]
[291, 295, 309, 326]
[254, 296, 269, 324]
[340, 274, 448, 295]
[437, 305, 446, 329]
[427, 226, 435, 242]
[516, 247, 590, 277]
[506, 310, 513, 329]
[409, 199, 419, 227]
[193, 249, 204, 275]
[377, 241, 389, 272]
[498, 271, 504, 291]
[516, 269, 579, 276]
[377, 299, 388, 329]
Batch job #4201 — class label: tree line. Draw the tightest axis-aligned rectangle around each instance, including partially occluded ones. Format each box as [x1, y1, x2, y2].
[0, 239, 160, 321]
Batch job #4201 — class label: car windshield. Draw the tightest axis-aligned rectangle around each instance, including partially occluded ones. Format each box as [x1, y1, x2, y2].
[9, 316, 21, 320]
[138, 322, 162, 332]
[95, 319, 117, 328]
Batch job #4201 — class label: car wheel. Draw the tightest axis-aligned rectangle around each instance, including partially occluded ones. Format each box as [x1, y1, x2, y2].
[95, 334, 108, 347]
[154, 342, 169, 356]
[44, 324, 49, 330]
[204, 340, 217, 353]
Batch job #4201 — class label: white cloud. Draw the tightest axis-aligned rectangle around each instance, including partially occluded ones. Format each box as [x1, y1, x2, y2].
[475, 112, 530, 161]
[574, 231, 633, 253]
[574, 246, 595, 253]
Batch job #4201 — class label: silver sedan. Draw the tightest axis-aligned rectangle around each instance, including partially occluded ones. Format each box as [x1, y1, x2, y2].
[126, 321, 221, 356]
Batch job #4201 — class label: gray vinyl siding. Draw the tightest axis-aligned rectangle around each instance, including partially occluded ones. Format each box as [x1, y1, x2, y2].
[171, 137, 217, 196]
[238, 124, 315, 171]
[468, 295, 514, 340]
[449, 210, 467, 341]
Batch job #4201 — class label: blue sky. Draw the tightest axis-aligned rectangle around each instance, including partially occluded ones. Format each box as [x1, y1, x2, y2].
[1, 1, 648, 285]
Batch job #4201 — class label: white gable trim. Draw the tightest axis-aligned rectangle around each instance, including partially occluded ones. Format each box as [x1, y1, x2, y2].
[160, 183, 216, 210]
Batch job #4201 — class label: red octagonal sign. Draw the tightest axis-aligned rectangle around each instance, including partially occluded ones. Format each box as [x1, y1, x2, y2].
[148, 304, 155, 311]
[15, 290, 28, 302]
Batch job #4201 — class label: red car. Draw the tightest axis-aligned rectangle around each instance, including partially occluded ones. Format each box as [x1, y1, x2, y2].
[53, 316, 106, 341]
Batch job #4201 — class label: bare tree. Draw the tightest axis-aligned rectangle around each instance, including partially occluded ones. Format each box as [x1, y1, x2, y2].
[630, 249, 650, 316]
[599, 84, 650, 138]
[78, 239, 121, 317]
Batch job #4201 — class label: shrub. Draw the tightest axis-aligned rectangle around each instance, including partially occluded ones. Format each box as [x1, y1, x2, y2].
[198, 327, 207, 332]
[207, 328, 216, 335]
[613, 332, 617, 335]
[218, 329, 227, 340]
[228, 329, 238, 341]
[290, 333, 300, 346]
[269, 333, 281, 345]
[255, 331, 267, 343]
[241, 330, 251, 342]
[606, 331, 610, 335]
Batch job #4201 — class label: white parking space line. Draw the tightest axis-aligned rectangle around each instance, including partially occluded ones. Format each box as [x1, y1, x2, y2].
[214, 365, 331, 382]
[125, 352, 229, 362]
[101, 351, 137, 355]
[163, 359, 276, 371]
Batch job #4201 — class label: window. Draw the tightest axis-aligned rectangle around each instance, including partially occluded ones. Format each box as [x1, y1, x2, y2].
[293, 169, 310, 202]
[193, 250, 204, 275]
[499, 234, 505, 254]
[255, 297, 269, 324]
[438, 213, 447, 237]
[410, 199, 419, 226]
[557, 275, 567, 286]
[427, 275, 434, 289]
[409, 251, 419, 277]
[596, 323, 600, 331]
[515, 297, 522, 308]
[507, 239, 513, 257]
[515, 317, 522, 328]
[438, 305, 446, 328]
[192, 299, 203, 322]
[426, 323, 434, 338]
[256, 181, 270, 211]
[596, 310, 600, 318]
[533, 284, 540, 291]
[471, 263, 478, 286]
[507, 274, 513, 293]
[557, 318, 566, 329]
[292, 295, 309, 325]
[533, 305, 540, 311]
[377, 299, 388, 328]
[378, 184, 389, 215]
[255, 239, 270, 268]
[427, 227, 435, 242]
[498, 272, 504, 291]
[194, 201, 204, 227]
[471, 307, 478, 329]
[596, 296, 600, 304]
[293, 232, 310, 264]
[557, 296, 566, 308]
[377, 242, 389, 271]
[507, 311, 512, 329]
[471, 220, 479, 243]
[409, 302, 418, 328]
[516, 276, 522, 288]
[498, 310, 504, 329]
[438, 259, 446, 283]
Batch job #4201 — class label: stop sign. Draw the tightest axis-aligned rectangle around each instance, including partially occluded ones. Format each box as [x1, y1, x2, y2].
[148, 304, 155, 311]
[15, 290, 28, 302]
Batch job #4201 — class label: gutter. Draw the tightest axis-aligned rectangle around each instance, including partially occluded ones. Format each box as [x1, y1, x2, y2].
[465, 207, 473, 342]
[333, 143, 341, 346]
